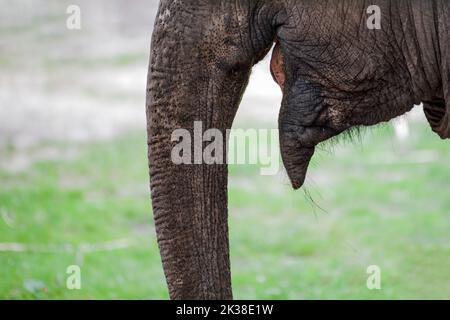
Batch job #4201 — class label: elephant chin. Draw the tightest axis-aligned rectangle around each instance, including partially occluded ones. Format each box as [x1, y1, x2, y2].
[278, 130, 315, 190]
[424, 99, 450, 139]
[271, 40, 329, 190]
[281, 140, 314, 189]
[271, 41, 311, 189]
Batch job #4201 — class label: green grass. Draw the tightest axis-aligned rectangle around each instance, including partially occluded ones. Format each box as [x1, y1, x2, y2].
[0, 135, 167, 299]
[0, 122, 449, 299]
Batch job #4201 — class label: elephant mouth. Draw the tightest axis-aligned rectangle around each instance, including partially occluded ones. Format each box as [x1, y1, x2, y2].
[270, 40, 285, 91]
[423, 99, 450, 139]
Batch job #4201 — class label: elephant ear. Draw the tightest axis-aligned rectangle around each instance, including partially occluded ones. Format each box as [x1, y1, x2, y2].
[424, 3, 450, 139]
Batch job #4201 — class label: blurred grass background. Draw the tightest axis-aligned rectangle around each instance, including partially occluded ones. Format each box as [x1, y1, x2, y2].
[0, 0, 449, 299]
[1, 123, 449, 299]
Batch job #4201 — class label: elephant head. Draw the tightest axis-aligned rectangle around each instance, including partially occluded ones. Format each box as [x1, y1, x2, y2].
[146, 0, 449, 299]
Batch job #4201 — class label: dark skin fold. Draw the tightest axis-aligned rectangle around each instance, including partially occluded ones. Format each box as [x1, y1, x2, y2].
[147, 0, 449, 299]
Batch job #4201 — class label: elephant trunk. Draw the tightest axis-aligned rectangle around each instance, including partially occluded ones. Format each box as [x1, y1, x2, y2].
[148, 17, 232, 301]
[146, 0, 276, 299]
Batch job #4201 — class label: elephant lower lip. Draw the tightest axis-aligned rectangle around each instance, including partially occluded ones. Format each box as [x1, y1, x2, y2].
[279, 130, 316, 190]
[424, 100, 450, 139]
[435, 114, 450, 139]
[279, 122, 341, 190]
[283, 146, 315, 190]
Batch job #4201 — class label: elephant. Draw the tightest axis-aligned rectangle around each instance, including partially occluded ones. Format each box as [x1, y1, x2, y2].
[146, 0, 449, 299]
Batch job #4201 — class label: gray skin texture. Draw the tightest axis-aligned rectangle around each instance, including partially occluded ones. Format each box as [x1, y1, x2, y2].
[146, 0, 449, 299]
